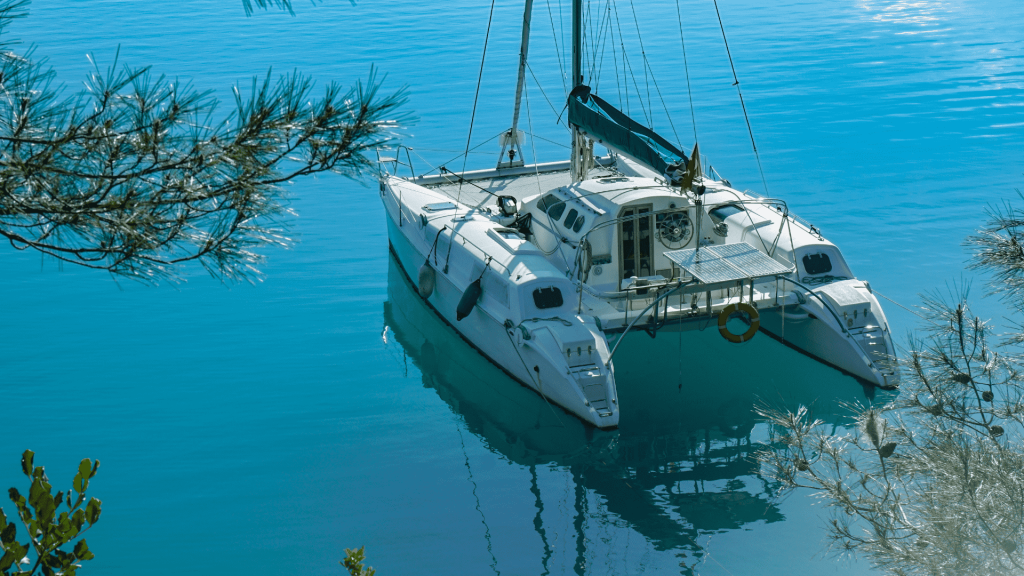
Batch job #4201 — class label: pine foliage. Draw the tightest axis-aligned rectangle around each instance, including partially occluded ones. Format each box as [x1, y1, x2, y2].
[0, 0, 406, 283]
[759, 200, 1024, 576]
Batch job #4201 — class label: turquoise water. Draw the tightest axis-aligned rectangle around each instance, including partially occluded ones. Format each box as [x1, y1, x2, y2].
[3, 0, 1023, 574]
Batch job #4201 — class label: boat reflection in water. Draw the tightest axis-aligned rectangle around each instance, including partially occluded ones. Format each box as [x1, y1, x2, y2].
[383, 251, 881, 574]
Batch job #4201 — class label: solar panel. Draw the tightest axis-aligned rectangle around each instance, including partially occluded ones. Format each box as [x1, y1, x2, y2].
[664, 242, 793, 284]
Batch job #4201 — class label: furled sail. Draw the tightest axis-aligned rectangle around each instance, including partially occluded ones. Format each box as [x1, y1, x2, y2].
[567, 85, 688, 177]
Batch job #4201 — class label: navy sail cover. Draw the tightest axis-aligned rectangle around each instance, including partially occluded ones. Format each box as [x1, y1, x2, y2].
[567, 85, 688, 176]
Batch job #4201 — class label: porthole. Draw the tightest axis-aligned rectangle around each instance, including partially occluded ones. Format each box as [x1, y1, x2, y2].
[537, 194, 559, 212]
[573, 215, 585, 233]
[802, 253, 833, 275]
[563, 208, 579, 228]
[533, 287, 564, 309]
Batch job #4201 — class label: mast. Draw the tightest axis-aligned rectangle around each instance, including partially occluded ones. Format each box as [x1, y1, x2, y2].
[498, 0, 534, 169]
[569, 0, 593, 182]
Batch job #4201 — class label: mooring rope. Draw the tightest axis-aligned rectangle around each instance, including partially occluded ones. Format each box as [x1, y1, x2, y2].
[874, 290, 928, 320]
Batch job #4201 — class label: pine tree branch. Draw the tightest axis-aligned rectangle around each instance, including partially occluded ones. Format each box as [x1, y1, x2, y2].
[0, 10, 408, 283]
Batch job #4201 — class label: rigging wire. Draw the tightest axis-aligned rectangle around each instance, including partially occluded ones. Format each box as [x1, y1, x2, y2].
[526, 82, 573, 270]
[526, 130, 571, 149]
[609, 0, 650, 124]
[454, 0, 498, 214]
[527, 62, 569, 127]
[587, 0, 613, 91]
[712, 0, 770, 195]
[589, 0, 602, 87]
[618, 0, 680, 143]
[608, 0, 623, 109]
[674, 0, 698, 143]
[435, 131, 504, 176]
[589, 0, 610, 93]
[525, 85, 550, 205]
[545, 0, 568, 95]
[627, 0, 655, 129]
[445, 0, 496, 269]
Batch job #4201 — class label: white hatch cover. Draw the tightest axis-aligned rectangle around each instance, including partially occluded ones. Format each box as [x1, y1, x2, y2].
[665, 242, 793, 284]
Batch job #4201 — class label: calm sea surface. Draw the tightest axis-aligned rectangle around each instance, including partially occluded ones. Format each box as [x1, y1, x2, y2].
[4, 0, 1024, 574]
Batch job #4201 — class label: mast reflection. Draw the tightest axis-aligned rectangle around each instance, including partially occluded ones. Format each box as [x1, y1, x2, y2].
[383, 251, 875, 574]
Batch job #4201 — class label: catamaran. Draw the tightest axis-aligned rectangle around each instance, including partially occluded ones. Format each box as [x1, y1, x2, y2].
[377, 0, 898, 428]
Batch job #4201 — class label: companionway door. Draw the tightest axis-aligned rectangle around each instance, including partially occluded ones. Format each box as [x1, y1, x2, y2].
[619, 205, 653, 280]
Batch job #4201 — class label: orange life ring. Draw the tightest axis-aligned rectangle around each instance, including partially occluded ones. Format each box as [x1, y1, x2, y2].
[717, 302, 760, 343]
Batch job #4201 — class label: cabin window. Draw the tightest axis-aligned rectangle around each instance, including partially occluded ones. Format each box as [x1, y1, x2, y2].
[620, 205, 653, 279]
[803, 253, 833, 275]
[547, 201, 566, 220]
[572, 215, 585, 233]
[563, 209, 579, 229]
[710, 204, 743, 222]
[533, 287, 564, 309]
[537, 194, 559, 213]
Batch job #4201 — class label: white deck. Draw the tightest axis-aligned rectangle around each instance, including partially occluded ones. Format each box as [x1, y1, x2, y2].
[409, 159, 620, 209]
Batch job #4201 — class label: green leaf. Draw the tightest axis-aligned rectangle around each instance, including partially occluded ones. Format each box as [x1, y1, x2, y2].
[28, 477, 47, 509]
[72, 540, 93, 561]
[88, 460, 100, 480]
[76, 460, 91, 493]
[0, 549, 17, 572]
[1, 521, 15, 545]
[57, 512, 71, 538]
[70, 510, 85, 532]
[1, 542, 27, 571]
[35, 494, 56, 527]
[84, 498, 101, 525]
[20, 451, 34, 477]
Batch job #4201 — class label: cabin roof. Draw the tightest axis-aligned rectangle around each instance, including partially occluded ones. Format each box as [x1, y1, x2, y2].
[572, 177, 682, 209]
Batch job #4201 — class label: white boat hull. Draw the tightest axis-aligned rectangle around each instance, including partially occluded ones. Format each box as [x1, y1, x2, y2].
[383, 187, 620, 428]
[378, 158, 898, 428]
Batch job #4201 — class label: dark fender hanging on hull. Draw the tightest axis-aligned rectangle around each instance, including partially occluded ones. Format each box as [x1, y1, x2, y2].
[456, 279, 482, 321]
[418, 262, 436, 298]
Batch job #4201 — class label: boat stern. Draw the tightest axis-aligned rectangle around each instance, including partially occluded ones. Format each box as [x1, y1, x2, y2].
[512, 315, 619, 428]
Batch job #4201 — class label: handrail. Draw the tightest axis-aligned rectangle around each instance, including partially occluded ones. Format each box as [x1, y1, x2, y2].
[376, 146, 416, 177]
[779, 277, 848, 335]
[598, 275, 851, 368]
[438, 223, 515, 278]
[604, 279, 698, 366]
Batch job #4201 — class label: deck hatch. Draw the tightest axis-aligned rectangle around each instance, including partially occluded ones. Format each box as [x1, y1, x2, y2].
[665, 242, 793, 284]
[422, 202, 457, 212]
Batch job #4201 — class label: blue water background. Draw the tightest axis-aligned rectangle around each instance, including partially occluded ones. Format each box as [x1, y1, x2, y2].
[3, 0, 1024, 574]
